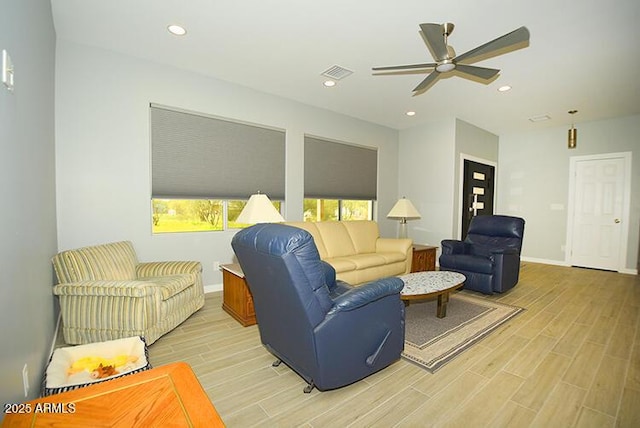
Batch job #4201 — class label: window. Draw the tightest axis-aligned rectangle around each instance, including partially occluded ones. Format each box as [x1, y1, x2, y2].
[304, 135, 377, 221]
[150, 105, 285, 233]
[153, 199, 224, 233]
[303, 199, 373, 222]
[152, 199, 282, 234]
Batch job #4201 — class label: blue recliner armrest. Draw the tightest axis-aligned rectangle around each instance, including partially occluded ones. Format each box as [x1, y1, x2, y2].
[491, 249, 521, 293]
[327, 277, 404, 315]
[321, 260, 353, 298]
[441, 239, 467, 255]
[320, 260, 336, 285]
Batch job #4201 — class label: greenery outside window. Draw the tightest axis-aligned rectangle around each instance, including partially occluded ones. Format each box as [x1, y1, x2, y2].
[152, 199, 282, 233]
[303, 199, 373, 222]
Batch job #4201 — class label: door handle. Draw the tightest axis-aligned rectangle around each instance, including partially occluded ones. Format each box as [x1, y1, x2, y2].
[614, 218, 621, 224]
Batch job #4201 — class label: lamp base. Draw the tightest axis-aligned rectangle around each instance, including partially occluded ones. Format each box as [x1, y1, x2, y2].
[398, 222, 408, 239]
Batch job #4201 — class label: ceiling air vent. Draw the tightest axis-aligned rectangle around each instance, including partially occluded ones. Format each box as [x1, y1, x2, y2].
[321, 65, 354, 80]
[529, 114, 551, 123]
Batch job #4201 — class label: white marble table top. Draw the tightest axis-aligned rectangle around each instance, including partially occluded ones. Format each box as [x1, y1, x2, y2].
[399, 271, 466, 296]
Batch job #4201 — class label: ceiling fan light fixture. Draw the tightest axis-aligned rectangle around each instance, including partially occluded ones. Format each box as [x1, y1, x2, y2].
[436, 62, 456, 73]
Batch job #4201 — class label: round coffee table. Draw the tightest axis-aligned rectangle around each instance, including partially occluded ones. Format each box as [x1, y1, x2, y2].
[398, 271, 466, 318]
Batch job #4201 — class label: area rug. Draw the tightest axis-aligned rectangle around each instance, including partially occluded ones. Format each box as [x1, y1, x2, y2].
[402, 293, 524, 372]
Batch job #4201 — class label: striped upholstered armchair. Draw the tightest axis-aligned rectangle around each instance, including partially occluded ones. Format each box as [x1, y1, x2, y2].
[52, 241, 205, 345]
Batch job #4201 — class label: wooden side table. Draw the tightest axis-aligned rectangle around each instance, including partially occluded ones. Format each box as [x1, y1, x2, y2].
[411, 244, 437, 272]
[221, 263, 256, 326]
[1, 362, 225, 427]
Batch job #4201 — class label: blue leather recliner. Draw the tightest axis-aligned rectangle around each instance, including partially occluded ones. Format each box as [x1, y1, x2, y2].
[231, 223, 405, 393]
[439, 215, 525, 295]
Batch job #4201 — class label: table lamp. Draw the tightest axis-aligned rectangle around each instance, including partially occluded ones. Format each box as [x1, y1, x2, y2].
[236, 193, 284, 224]
[387, 197, 421, 239]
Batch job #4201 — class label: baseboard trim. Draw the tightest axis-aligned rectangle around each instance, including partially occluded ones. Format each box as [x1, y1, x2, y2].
[522, 257, 638, 275]
[521, 257, 569, 267]
[204, 283, 223, 294]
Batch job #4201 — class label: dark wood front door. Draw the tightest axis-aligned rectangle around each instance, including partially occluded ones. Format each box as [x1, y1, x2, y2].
[462, 159, 495, 238]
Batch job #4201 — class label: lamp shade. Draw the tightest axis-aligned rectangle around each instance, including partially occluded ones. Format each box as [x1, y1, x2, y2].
[387, 197, 421, 219]
[236, 193, 284, 224]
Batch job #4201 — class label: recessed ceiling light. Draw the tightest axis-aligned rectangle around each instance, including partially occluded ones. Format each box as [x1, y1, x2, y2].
[323, 80, 336, 87]
[406, 111, 416, 117]
[497, 85, 512, 92]
[167, 24, 187, 36]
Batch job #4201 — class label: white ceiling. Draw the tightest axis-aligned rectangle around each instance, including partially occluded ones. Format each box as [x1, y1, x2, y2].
[51, 0, 640, 135]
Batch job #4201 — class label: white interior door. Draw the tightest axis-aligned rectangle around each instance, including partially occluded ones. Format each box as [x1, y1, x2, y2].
[569, 155, 628, 271]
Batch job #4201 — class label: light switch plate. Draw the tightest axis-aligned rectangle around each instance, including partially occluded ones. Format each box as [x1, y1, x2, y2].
[2, 49, 14, 91]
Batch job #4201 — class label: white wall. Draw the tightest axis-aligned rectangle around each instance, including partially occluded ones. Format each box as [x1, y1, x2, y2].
[453, 119, 499, 238]
[399, 114, 639, 274]
[397, 118, 457, 247]
[55, 41, 400, 287]
[498, 114, 640, 272]
[397, 118, 499, 249]
[0, 0, 58, 405]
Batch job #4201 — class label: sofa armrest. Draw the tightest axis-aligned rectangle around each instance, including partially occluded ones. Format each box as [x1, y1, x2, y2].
[53, 280, 155, 297]
[327, 277, 404, 315]
[376, 238, 412, 254]
[136, 261, 202, 278]
[441, 240, 467, 255]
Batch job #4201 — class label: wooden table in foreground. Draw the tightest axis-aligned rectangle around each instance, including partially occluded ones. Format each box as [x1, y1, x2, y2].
[2, 362, 225, 427]
[399, 271, 466, 318]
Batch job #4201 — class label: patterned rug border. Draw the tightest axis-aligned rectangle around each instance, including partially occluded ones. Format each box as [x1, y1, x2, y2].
[402, 293, 524, 373]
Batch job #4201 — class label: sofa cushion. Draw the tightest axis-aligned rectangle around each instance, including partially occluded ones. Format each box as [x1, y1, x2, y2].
[56, 241, 138, 282]
[324, 257, 357, 273]
[314, 222, 356, 258]
[342, 221, 379, 254]
[142, 274, 196, 300]
[346, 253, 388, 270]
[376, 251, 408, 264]
[285, 222, 328, 259]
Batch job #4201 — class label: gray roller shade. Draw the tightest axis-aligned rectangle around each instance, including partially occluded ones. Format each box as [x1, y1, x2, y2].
[151, 105, 285, 200]
[304, 136, 377, 200]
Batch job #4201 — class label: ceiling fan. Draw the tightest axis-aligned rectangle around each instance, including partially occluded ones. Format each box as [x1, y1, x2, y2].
[372, 23, 530, 95]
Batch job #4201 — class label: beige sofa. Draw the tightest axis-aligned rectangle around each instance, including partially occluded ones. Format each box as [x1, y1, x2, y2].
[285, 220, 412, 285]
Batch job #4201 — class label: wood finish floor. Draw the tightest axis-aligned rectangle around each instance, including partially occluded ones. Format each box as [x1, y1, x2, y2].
[148, 263, 640, 427]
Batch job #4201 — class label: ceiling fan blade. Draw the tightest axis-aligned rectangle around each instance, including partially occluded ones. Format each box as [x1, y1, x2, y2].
[455, 64, 500, 80]
[455, 26, 530, 64]
[412, 71, 441, 93]
[420, 23, 449, 61]
[372, 63, 436, 72]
